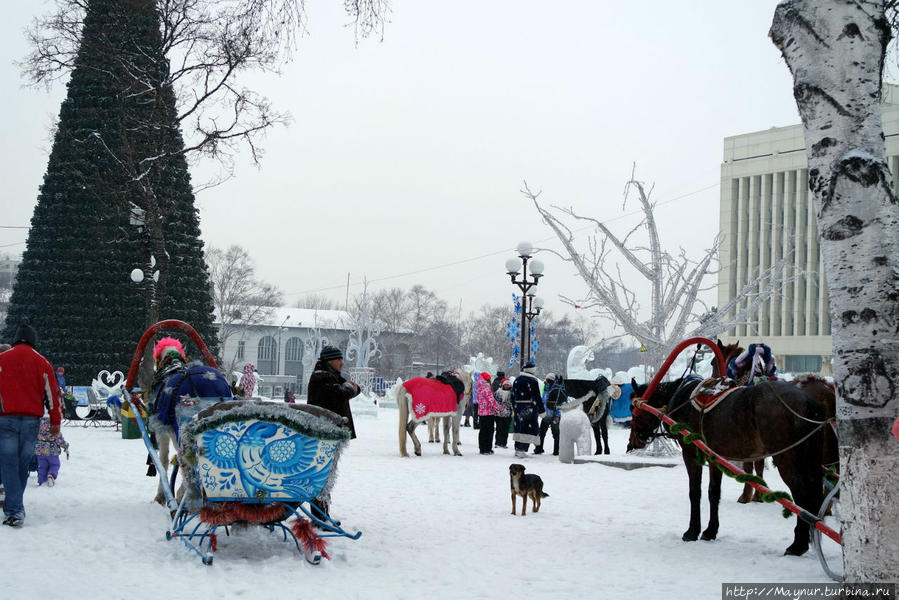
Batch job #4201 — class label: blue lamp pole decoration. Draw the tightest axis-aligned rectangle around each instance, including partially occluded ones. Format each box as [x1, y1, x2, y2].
[526, 295, 545, 362]
[505, 241, 544, 370]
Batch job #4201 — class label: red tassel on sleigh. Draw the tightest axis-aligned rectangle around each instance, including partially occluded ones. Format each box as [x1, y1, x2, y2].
[291, 519, 331, 560]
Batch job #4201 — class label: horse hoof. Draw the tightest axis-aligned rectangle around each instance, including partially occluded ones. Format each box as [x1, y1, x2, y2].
[784, 544, 809, 556]
[682, 531, 699, 542]
[443, 449, 450, 455]
[736, 495, 750, 504]
[751, 494, 763, 503]
[700, 531, 717, 541]
[414, 450, 421, 456]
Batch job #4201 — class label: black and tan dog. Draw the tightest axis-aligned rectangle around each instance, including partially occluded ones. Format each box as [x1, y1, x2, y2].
[509, 463, 549, 516]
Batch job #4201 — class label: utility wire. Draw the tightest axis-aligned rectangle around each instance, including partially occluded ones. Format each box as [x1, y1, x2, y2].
[284, 181, 720, 297]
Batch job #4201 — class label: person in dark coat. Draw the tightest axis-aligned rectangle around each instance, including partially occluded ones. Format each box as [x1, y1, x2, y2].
[306, 345, 360, 523]
[511, 359, 544, 458]
[307, 345, 360, 439]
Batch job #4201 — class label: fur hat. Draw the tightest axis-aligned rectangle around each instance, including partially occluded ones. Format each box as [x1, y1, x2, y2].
[522, 359, 536, 374]
[15, 324, 37, 347]
[544, 372, 556, 382]
[57, 366, 65, 375]
[319, 345, 343, 361]
[480, 371, 491, 381]
[153, 337, 186, 368]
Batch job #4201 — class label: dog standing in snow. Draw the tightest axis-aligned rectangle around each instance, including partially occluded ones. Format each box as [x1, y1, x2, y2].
[509, 463, 548, 516]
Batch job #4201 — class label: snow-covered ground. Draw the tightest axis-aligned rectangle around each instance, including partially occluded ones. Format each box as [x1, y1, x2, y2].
[1, 409, 837, 600]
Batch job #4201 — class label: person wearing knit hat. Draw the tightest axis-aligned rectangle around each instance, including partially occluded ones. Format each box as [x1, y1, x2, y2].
[493, 378, 514, 449]
[55, 366, 67, 395]
[306, 344, 360, 523]
[535, 372, 562, 456]
[511, 359, 544, 458]
[0, 323, 63, 527]
[153, 337, 187, 370]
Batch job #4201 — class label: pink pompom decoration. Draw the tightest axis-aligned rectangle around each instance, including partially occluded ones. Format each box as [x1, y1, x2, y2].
[153, 336, 186, 362]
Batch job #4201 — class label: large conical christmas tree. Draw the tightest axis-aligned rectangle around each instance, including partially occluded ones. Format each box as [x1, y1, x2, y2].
[3, 0, 219, 384]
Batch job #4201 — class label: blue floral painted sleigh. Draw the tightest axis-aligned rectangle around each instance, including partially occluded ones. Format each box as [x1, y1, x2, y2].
[124, 320, 361, 565]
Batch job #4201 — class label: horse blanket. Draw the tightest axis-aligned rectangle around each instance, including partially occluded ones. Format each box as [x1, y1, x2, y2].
[689, 377, 740, 411]
[153, 363, 233, 440]
[402, 377, 460, 422]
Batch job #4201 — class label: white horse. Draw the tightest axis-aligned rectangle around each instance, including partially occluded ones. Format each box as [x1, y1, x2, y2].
[398, 370, 472, 457]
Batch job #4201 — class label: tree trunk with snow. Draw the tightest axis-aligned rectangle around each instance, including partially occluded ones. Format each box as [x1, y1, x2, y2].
[771, 0, 899, 581]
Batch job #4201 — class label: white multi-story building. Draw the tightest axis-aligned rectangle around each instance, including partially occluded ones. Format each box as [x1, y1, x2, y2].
[718, 84, 899, 374]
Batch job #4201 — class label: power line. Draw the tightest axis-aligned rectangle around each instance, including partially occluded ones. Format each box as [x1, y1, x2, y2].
[284, 181, 720, 297]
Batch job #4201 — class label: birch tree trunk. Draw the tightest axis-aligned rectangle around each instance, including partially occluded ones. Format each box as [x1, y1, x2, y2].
[771, 0, 899, 582]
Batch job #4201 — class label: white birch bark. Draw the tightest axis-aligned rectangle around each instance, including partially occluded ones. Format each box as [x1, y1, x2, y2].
[771, 0, 899, 581]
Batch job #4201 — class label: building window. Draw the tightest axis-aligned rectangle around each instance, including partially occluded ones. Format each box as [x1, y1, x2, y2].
[237, 340, 245, 360]
[784, 355, 822, 373]
[285, 337, 304, 382]
[257, 336, 277, 374]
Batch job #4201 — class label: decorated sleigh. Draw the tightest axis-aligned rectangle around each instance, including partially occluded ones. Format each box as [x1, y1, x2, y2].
[123, 320, 361, 565]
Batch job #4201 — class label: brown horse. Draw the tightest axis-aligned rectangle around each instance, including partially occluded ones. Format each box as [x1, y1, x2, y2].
[717, 341, 838, 503]
[628, 355, 827, 556]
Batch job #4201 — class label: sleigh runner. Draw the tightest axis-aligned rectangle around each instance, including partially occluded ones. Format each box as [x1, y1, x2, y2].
[124, 320, 361, 565]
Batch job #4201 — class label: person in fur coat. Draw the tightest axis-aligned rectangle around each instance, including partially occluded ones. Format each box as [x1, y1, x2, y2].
[306, 345, 360, 523]
[511, 360, 544, 458]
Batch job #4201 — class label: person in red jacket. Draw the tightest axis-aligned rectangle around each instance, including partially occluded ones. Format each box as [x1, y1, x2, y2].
[0, 324, 62, 527]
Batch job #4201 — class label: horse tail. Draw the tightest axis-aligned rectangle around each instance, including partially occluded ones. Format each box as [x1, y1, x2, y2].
[397, 384, 409, 457]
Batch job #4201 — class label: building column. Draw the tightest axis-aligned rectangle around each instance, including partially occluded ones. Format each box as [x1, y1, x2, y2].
[782, 170, 796, 336]
[770, 171, 784, 336]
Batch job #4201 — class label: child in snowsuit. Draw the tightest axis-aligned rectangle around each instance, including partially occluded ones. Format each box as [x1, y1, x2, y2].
[35, 417, 69, 487]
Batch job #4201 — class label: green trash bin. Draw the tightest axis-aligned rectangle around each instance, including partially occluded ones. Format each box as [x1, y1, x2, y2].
[121, 416, 145, 439]
[120, 400, 147, 439]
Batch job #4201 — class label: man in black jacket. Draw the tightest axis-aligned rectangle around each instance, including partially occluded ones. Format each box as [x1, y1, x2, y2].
[307, 345, 360, 438]
[306, 345, 360, 524]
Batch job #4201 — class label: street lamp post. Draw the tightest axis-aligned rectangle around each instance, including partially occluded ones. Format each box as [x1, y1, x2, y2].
[505, 241, 544, 369]
[277, 315, 290, 375]
[525, 295, 545, 361]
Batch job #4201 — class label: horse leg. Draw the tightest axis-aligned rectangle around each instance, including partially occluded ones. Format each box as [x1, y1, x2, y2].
[398, 388, 409, 457]
[406, 420, 423, 456]
[442, 417, 451, 455]
[776, 446, 822, 556]
[737, 461, 754, 503]
[751, 459, 765, 502]
[452, 402, 464, 456]
[701, 463, 723, 541]
[682, 448, 703, 541]
[600, 414, 610, 454]
[591, 422, 602, 455]
[154, 430, 171, 505]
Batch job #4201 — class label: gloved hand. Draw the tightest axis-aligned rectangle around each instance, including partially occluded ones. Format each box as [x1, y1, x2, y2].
[65, 450, 70, 460]
[50, 423, 61, 436]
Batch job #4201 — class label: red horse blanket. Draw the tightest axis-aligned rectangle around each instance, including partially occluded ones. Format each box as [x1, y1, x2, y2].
[403, 377, 459, 422]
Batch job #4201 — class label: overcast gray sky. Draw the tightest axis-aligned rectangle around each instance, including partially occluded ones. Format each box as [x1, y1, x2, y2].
[1, 1, 803, 338]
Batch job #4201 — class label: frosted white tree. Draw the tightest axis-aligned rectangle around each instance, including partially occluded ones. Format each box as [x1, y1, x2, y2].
[771, 0, 899, 581]
[524, 169, 795, 372]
